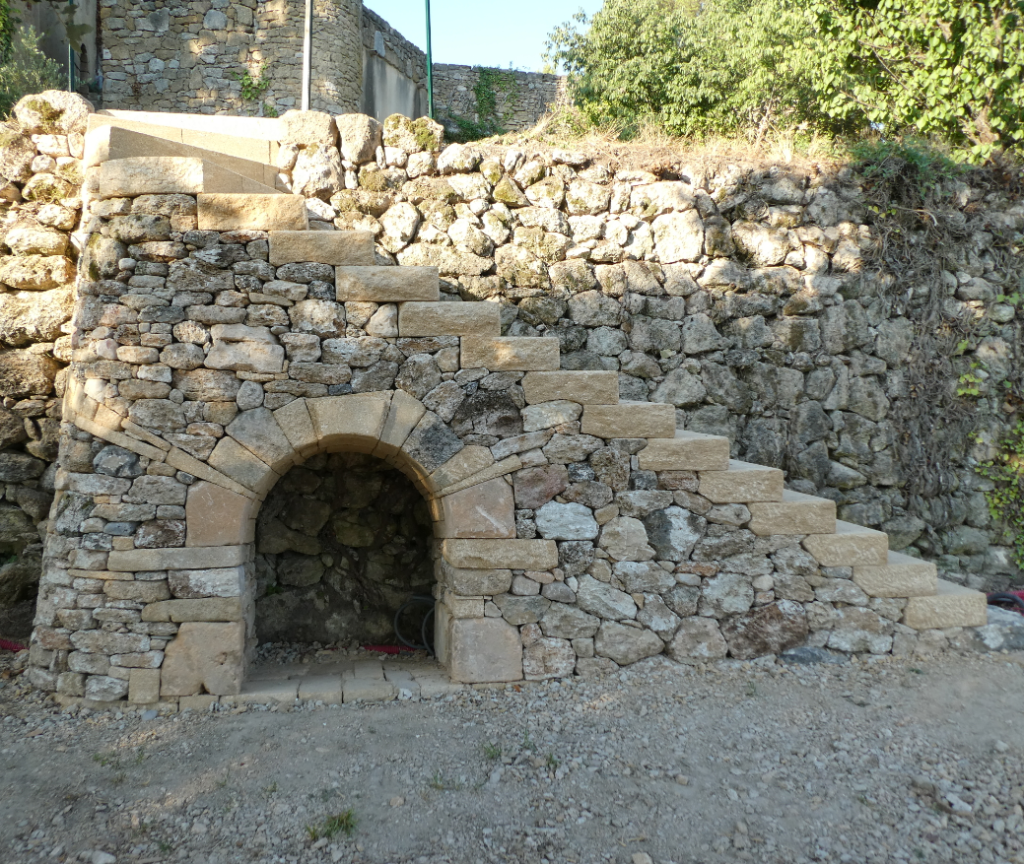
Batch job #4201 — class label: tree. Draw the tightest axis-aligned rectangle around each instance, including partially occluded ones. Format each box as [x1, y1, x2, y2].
[0, 24, 62, 118]
[808, 0, 1024, 159]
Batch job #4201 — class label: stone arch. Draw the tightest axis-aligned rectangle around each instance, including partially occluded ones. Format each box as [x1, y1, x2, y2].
[168, 388, 536, 694]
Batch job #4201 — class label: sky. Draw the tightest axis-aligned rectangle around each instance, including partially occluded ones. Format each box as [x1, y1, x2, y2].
[363, 1, 604, 72]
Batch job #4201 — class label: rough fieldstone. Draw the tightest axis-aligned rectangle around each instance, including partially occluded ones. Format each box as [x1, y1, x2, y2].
[666, 617, 728, 663]
[594, 621, 664, 665]
[720, 601, 809, 659]
[576, 574, 637, 620]
[643, 507, 705, 562]
[535, 502, 599, 541]
[514, 464, 568, 509]
[523, 636, 576, 680]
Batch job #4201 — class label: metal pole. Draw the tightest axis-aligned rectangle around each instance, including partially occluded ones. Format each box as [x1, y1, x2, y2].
[301, 0, 312, 111]
[67, 0, 75, 92]
[425, 0, 434, 118]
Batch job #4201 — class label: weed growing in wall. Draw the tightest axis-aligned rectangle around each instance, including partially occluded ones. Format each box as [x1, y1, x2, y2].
[231, 64, 271, 115]
[977, 420, 1024, 569]
[445, 66, 520, 143]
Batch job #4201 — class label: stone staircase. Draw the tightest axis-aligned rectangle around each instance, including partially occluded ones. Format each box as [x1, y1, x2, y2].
[66, 109, 991, 679]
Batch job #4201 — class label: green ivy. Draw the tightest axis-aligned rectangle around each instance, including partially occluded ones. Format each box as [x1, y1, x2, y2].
[977, 419, 1024, 568]
[231, 64, 271, 107]
[446, 66, 520, 143]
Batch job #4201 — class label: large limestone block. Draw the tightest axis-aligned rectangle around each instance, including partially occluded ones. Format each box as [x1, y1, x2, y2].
[698, 460, 784, 504]
[522, 371, 619, 405]
[594, 621, 664, 666]
[374, 389, 427, 458]
[14, 90, 93, 135]
[108, 544, 248, 573]
[269, 231, 374, 266]
[280, 109, 337, 146]
[186, 482, 255, 547]
[581, 402, 675, 439]
[273, 398, 318, 457]
[853, 551, 937, 598]
[336, 266, 439, 302]
[448, 617, 523, 683]
[430, 445, 495, 491]
[440, 560, 513, 595]
[440, 478, 516, 539]
[903, 579, 987, 630]
[197, 194, 307, 231]
[638, 430, 730, 471]
[141, 597, 243, 623]
[98, 157, 205, 196]
[205, 340, 285, 374]
[207, 436, 281, 496]
[748, 490, 836, 536]
[802, 520, 889, 567]
[398, 301, 500, 337]
[306, 392, 392, 452]
[336, 113, 382, 163]
[442, 538, 558, 570]
[160, 622, 245, 696]
[168, 566, 245, 599]
[461, 336, 560, 372]
[225, 407, 297, 473]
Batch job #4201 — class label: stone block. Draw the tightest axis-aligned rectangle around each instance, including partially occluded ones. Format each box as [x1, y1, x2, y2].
[273, 398, 318, 457]
[207, 436, 281, 496]
[448, 617, 523, 684]
[306, 392, 391, 453]
[638, 430, 730, 471]
[270, 231, 374, 267]
[225, 679, 299, 705]
[108, 545, 248, 572]
[439, 478, 516, 539]
[342, 677, 397, 702]
[205, 340, 285, 374]
[128, 668, 161, 704]
[186, 482, 255, 548]
[298, 675, 343, 704]
[179, 694, 219, 712]
[160, 622, 245, 696]
[522, 371, 619, 405]
[98, 157, 204, 196]
[398, 302, 500, 337]
[903, 580, 987, 630]
[853, 551, 937, 598]
[802, 521, 889, 567]
[581, 402, 676, 439]
[142, 597, 243, 623]
[440, 560, 513, 595]
[168, 566, 245, 599]
[336, 266, 439, 302]
[430, 445, 495, 492]
[748, 490, 837, 536]
[698, 460, 784, 504]
[460, 336, 560, 372]
[374, 389, 426, 458]
[103, 581, 170, 602]
[197, 194, 307, 231]
[225, 407, 297, 473]
[442, 539, 558, 570]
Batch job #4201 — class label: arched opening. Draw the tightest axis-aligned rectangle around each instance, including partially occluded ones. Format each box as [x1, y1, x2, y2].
[253, 450, 435, 650]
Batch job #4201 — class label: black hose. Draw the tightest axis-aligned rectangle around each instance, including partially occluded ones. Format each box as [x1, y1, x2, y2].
[394, 594, 435, 655]
[987, 592, 1024, 612]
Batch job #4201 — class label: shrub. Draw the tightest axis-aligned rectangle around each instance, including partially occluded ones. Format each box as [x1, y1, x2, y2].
[0, 25, 62, 119]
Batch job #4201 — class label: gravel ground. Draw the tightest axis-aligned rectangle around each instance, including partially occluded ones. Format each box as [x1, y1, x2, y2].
[3, 647, 1024, 864]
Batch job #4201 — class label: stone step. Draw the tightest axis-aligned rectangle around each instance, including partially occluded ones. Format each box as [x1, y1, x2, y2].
[460, 336, 560, 372]
[521, 371, 619, 405]
[748, 489, 837, 536]
[268, 232, 375, 267]
[802, 520, 889, 567]
[98, 157, 280, 198]
[638, 430, 730, 472]
[698, 460, 784, 504]
[853, 550, 937, 598]
[86, 125, 282, 190]
[336, 266, 440, 303]
[903, 579, 988, 630]
[88, 110, 279, 157]
[397, 302, 501, 337]
[581, 402, 676, 439]
[198, 194, 308, 232]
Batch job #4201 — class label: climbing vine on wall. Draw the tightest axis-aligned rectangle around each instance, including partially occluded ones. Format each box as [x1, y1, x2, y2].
[445, 66, 520, 143]
[977, 420, 1024, 569]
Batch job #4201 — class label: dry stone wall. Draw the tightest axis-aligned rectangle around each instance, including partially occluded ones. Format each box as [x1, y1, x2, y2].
[432, 66, 568, 133]
[0, 92, 94, 634]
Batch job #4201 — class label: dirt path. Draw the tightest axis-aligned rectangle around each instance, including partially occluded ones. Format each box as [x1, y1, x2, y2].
[3, 650, 1024, 864]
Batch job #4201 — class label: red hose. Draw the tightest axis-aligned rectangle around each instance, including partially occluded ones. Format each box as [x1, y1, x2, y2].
[0, 638, 26, 652]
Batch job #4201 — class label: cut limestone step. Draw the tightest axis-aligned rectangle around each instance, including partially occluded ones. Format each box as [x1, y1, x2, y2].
[802, 520, 889, 567]
[638, 430, 730, 472]
[748, 489, 837, 536]
[198, 194, 308, 232]
[397, 302, 500, 337]
[88, 111, 279, 158]
[86, 125, 281, 190]
[698, 460, 784, 504]
[581, 402, 676, 439]
[522, 371, 619, 405]
[903, 579, 988, 630]
[853, 550, 937, 598]
[98, 157, 279, 198]
[268, 232, 374, 267]
[460, 336, 560, 372]
[335, 266, 440, 303]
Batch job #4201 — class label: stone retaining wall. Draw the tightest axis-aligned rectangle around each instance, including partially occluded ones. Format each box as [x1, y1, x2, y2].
[432, 66, 568, 132]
